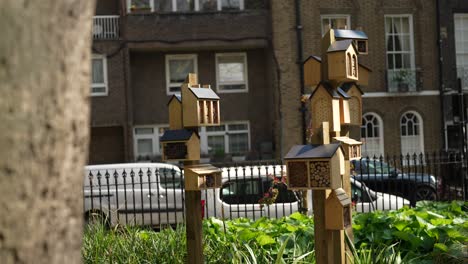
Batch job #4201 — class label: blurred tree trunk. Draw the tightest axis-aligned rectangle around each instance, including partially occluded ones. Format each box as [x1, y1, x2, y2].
[0, 1, 95, 263]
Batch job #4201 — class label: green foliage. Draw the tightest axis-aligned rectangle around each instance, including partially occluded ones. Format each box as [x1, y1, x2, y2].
[353, 201, 468, 263]
[82, 201, 468, 263]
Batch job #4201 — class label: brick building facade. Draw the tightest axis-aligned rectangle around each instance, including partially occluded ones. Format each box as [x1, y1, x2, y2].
[272, 0, 443, 157]
[90, 0, 445, 164]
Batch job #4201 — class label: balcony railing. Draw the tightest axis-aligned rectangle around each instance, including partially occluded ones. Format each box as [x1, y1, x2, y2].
[386, 69, 421, 93]
[93, 16, 119, 40]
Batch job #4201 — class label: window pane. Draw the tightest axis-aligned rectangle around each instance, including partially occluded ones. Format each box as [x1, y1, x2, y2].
[155, 0, 172, 12]
[208, 135, 225, 154]
[218, 55, 245, 83]
[92, 58, 104, 84]
[322, 18, 331, 33]
[229, 133, 248, 155]
[135, 128, 154, 135]
[200, 0, 217, 10]
[401, 18, 409, 34]
[131, 0, 151, 8]
[386, 36, 394, 52]
[91, 86, 106, 94]
[228, 124, 248, 131]
[333, 18, 348, 29]
[176, 0, 194, 11]
[206, 125, 225, 132]
[221, 0, 240, 10]
[169, 58, 194, 83]
[137, 139, 153, 154]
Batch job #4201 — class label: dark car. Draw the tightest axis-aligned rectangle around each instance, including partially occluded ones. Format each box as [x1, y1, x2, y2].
[350, 158, 438, 205]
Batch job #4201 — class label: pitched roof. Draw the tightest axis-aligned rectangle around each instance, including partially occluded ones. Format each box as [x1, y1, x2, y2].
[334, 29, 368, 40]
[340, 82, 364, 95]
[337, 87, 351, 99]
[160, 129, 196, 142]
[188, 87, 219, 100]
[167, 94, 182, 105]
[329, 188, 351, 206]
[327, 39, 355, 53]
[284, 143, 342, 160]
[309, 82, 341, 99]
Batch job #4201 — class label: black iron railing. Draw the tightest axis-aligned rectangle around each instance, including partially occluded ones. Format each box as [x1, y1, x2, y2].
[83, 152, 467, 227]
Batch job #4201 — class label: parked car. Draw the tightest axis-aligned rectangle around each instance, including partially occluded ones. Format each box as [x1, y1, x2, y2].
[350, 158, 438, 205]
[350, 177, 410, 212]
[83, 163, 184, 226]
[203, 165, 409, 219]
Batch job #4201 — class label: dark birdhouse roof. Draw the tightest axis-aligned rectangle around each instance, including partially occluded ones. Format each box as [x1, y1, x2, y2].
[167, 94, 182, 105]
[327, 39, 356, 53]
[285, 143, 342, 160]
[189, 87, 220, 100]
[160, 129, 196, 142]
[340, 82, 364, 95]
[337, 88, 351, 99]
[309, 82, 341, 100]
[334, 29, 368, 40]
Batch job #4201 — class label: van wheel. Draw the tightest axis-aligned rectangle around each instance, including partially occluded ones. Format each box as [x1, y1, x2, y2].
[84, 211, 109, 228]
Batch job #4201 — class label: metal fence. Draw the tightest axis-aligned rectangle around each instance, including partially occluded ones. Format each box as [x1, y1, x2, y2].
[83, 152, 467, 227]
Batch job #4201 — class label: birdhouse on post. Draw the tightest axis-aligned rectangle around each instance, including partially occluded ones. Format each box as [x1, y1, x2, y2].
[303, 56, 372, 88]
[339, 82, 364, 140]
[160, 129, 200, 161]
[337, 88, 351, 124]
[168, 94, 183, 130]
[184, 164, 222, 191]
[327, 39, 359, 83]
[181, 74, 220, 128]
[325, 188, 352, 230]
[334, 29, 368, 55]
[309, 82, 342, 133]
[284, 143, 345, 190]
[332, 136, 362, 160]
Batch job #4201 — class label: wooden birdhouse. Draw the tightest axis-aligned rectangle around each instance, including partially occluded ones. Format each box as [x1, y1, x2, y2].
[160, 129, 200, 161]
[309, 82, 341, 132]
[168, 94, 183, 130]
[284, 143, 345, 190]
[334, 29, 369, 55]
[303, 56, 372, 88]
[327, 39, 359, 82]
[337, 88, 351, 124]
[325, 188, 352, 230]
[332, 136, 362, 160]
[184, 164, 222, 191]
[181, 74, 220, 128]
[340, 82, 363, 126]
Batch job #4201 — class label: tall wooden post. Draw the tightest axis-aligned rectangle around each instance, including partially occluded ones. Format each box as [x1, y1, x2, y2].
[184, 160, 203, 264]
[161, 74, 221, 264]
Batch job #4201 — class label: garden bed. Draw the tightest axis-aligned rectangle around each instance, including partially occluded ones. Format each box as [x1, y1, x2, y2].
[82, 201, 467, 263]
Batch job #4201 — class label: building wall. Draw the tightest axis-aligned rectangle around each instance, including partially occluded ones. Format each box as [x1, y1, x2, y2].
[271, 0, 442, 156]
[89, 126, 125, 164]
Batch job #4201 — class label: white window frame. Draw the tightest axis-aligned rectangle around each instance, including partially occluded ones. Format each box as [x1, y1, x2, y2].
[320, 14, 351, 36]
[454, 13, 468, 89]
[400, 111, 424, 155]
[215, 53, 249, 93]
[199, 121, 250, 156]
[165, 54, 198, 95]
[133, 125, 169, 160]
[361, 112, 384, 157]
[384, 14, 415, 70]
[127, 0, 155, 12]
[91, 54, 108, 96]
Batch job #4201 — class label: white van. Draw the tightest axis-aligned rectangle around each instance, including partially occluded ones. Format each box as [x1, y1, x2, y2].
[83, 163, 184, 226]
